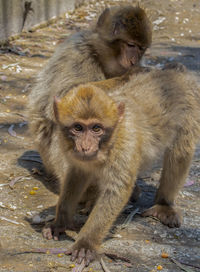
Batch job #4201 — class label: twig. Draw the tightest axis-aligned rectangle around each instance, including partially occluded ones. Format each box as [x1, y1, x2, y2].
[0, 184, 8, 187]
[10, 248, 67, 255]
[177, 261, 200, 270]
[9, 176, 25, 188]
[100, 258, 111, 272]
[0, 175, 30, 189]
[120, 207, 139, 229]
[8, 124, 17, 137]
[0, 216, 25, 226]
[170, 258, 196, 272]
[104, 252, 132, 264]
[72, 260, 86, 272]
[0, 202, 16, 211]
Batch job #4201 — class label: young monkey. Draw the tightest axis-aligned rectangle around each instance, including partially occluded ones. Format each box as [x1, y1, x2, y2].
[40, 67, 200, 266]
[29, 5, 152, 182]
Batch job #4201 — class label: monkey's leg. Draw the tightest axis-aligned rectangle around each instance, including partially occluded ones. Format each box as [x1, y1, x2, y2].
[79, 185, 99, 215]
[43, 169, 90, 240]
[143, 132, 195, 227]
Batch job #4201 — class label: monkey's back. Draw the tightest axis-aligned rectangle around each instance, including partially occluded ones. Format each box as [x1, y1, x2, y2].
[110, 69, 200, 164]
[28, 31, 105, 121]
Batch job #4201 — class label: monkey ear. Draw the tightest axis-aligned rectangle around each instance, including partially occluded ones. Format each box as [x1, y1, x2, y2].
[96, 8, 110, 28]
[53, 96, 61, 122]
[117, 102, 125, 122]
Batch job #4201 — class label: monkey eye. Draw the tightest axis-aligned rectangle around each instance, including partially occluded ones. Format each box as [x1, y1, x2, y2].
[127, 43, 136, 47]
[139, 46, 146, 51]
[74, 124, 83, 132]
[92, 124, 103, 133]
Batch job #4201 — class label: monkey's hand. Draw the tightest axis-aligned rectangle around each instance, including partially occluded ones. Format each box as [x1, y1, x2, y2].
[162, 62, 186, 72]
[65, 243, 96, 267]
[42, 220, 76, 240]
[142, 204, 182, 228]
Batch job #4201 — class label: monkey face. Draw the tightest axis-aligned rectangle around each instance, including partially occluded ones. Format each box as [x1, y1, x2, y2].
[53, 84, 125, 163]
[118, 41, 146, 69]
[96, 5, 151, 74]
[66, 121, 106, 161]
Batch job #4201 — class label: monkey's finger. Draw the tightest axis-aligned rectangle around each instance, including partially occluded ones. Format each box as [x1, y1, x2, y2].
[85, 249, 95, 266]
[141, 208, 158, 217]
[42, 227, 53, 240]
[65, 249, 72, 255]
[71, 249, 78, 262]
[77, 248, 85, 264]
[53, 229, 60, 241]
[53, 227, 65, 240]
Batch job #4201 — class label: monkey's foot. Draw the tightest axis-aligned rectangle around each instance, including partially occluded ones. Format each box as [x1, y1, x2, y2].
[162, 62, 186, 72]
[79, 200, 94, 215]
[142, 204, 182, 228]
[42, 221, 75, 240]
[31, 167, 44, 176]
[65, 245, 96, 267]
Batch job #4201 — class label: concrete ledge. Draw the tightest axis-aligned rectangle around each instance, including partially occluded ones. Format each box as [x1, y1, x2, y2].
[0, 0, 79, 43]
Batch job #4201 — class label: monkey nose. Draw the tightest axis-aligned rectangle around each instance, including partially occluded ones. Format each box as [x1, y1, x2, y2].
[131, 57, 137, 65]
[81, 146, 98, 158]
[82, 147, 90, 153]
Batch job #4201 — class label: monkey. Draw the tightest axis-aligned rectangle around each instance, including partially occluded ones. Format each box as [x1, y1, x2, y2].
[39, 67, 200, 267]
[28, 5, 151, 178]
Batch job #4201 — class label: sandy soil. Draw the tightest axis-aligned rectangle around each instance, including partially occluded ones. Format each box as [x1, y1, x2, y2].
[0, 0, 199, 271]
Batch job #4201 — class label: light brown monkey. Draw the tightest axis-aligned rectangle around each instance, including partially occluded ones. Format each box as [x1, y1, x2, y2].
[40, 67, 200, 266]
[28, 5, 151, 177]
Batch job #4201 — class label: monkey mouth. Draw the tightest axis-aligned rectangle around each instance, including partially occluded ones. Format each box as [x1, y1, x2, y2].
[130, 57, 138, 66]
[73, 151, 98, 161]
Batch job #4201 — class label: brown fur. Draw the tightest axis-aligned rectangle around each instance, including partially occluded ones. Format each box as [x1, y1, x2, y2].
[28, 5, 151, 178]
[40, 68, 200, 265]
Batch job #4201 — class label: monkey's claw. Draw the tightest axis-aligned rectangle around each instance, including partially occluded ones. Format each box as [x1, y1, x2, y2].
[142, 204, 182, 228]
[65, 247, 95, 266]
[42, 224, 66, 240]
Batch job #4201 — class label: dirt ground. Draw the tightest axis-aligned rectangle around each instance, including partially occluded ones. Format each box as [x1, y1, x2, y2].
[0, 0, 200, 271]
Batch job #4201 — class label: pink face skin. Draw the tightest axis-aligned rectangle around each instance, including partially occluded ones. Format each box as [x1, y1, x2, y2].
[69, 122, 105, 160]
[119, 41, 146, 69]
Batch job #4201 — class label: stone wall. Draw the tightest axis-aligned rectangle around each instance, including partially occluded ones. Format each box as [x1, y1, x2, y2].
[0, 0, 81, 42]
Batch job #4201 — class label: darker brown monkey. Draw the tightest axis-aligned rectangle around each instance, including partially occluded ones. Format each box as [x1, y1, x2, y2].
[41, 68, 200, 266]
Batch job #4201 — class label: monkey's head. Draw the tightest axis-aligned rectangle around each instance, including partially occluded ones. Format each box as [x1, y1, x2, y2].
[96, 6, 152, 75]
[53, 85, 124, 163]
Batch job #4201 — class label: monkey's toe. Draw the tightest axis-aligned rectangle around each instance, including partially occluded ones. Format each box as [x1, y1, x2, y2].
[162, 62, 186, 72]
[42, 226, 53, 240]
[142, 204, 182, 228]
[42, 224, 66, 240]
[65, 244, 95, 266]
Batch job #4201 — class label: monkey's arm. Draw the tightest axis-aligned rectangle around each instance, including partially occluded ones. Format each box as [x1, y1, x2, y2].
[92, 66, 151, 91]
[142, 129, 195, 227]
[68, 159, 140, 265]
[42, 168, 90, 240]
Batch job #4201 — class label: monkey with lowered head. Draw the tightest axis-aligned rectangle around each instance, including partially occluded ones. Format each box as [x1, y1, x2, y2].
[39, 67, 200, 265]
